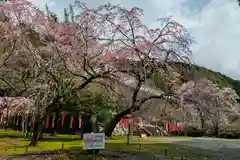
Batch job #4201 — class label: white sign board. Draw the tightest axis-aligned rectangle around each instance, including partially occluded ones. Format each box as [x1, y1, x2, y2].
[83, 133, 105, 150]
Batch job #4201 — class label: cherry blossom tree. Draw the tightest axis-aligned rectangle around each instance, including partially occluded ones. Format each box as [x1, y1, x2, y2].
[0, 1, 81, 145]
[179, 78, 240, 136]
[0, 0, 117, 145]
[84, 4, 194, 136]
[0, 0, 194, 139]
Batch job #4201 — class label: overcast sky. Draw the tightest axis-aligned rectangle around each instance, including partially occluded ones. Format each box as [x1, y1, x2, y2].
[30, 0, 240, 80]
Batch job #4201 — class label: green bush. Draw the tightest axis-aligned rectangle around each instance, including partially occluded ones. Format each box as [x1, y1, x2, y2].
[186, 126, 206, 137]
[169, 130, 185, 136]
[204, 129, 214, 137]
[218, 130, 240, 139]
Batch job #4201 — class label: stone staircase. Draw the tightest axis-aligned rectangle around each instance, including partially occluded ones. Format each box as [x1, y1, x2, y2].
[112, 121, 169, 137]
[140, 124, 169, 136]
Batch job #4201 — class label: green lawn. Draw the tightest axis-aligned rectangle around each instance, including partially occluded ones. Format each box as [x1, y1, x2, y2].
[0, 129, 217, 160]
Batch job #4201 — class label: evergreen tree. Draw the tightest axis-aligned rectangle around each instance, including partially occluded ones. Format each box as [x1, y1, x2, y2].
[50, 13, 58, 22]
[69, 4, 74, 22]
[0, 0, 8, 4]
[64, 8, 69, 23]
[45, 4, 50, 16]
[45, 4, 58, 22]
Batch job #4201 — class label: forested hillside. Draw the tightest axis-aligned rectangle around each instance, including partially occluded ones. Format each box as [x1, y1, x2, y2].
[172, 62, 240, 98]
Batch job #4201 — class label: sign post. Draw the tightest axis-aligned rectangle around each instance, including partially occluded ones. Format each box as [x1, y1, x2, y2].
[83, 133, 105, 159]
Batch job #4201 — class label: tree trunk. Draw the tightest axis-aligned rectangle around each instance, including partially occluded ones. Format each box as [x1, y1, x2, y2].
[104, 108, 131, 137]
[29, 115, 44, 146]
[214, 123, 219, 137]
[80, 114, 100, 137]
[29, 116, 40, 146]
[24, 117, 28, 138]
[200, 117, 205, 129]
[95, 116, 100, 133]
[81, 114, 101, 155]
[81, 114, 93, 139]
[38, 123, 44, 140]
[21, 117, 25, 133]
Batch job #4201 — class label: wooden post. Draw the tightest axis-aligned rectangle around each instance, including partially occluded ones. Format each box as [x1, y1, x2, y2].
[138, 143, 141, 152]
[165, 149, 168, 156]
[127, 122, 130, 145]
[92, 150, 96, 160]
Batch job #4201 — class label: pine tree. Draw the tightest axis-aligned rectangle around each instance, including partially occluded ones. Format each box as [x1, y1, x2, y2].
[45, 4, 50, 16]
[0, 0, 8, 4]
[69, 4, 74, 22]
[51, 13, 58, 22]
[64, 8, 69, 23]
[45, 4, 58, 22]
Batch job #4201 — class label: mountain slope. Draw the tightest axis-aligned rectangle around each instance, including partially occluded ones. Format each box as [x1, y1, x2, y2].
[172, 62, 240, 97]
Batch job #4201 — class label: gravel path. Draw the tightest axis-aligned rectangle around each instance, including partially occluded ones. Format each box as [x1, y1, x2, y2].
[171, 137, 240, 160]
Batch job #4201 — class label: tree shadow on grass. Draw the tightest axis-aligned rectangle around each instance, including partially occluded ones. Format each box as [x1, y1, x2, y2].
[64, 149, 118, 160]
[40, 137, 81, 142]
[0, 134, 27, 139]
[64, 147, 148, 160]
[0, 133, 81, 142]
[51, 144, 215, 160]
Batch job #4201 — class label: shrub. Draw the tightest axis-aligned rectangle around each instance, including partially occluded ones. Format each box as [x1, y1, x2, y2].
[186, 126, 206, 137]
[218, 130, 240, 139]
[169, 130, 185, 136]
[204, 129, 214, 137]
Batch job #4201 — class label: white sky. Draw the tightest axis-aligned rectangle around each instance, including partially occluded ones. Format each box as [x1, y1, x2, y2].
[30, 0, 240, 79]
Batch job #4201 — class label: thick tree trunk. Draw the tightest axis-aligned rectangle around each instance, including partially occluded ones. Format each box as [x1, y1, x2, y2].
[80, 114, 100, 137]
[104, 108, 131, 137]
[25, 116, 32, 138]
[38, 123, 44, 140]
[95, 116, 100, 133]
[29, 116, 40, 146]
[81, 114, 101, 155]
[81, 115, 92, 139]
[29, 116, 44, 146]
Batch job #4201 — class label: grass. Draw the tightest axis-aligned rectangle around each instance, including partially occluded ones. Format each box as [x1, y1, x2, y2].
[106, 137, 216, 159]
[0, 129, 218, 159]
[0, 129, 84, 156]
